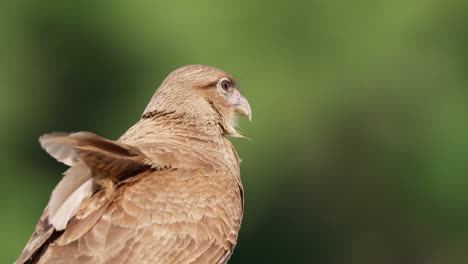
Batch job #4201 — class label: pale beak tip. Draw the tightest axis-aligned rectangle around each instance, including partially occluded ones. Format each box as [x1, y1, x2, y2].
[233, 92, 252, 122]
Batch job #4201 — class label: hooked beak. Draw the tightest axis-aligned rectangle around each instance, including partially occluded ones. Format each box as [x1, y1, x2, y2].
[229, 90, 252, 121]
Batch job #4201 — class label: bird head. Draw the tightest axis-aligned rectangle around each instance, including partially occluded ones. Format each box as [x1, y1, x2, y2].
[143, 65, 252, 137]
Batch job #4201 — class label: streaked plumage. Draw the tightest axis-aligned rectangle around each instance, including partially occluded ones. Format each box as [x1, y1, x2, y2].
[16, 65, 251, 264]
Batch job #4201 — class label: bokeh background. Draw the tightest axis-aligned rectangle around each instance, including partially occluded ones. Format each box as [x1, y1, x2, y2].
[1, 1, 468, 263]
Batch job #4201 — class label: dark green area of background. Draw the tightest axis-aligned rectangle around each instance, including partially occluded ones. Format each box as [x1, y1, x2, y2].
[1, 1, 468, 263]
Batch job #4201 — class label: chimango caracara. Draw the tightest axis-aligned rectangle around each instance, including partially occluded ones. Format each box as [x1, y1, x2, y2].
[16, 65, 251, 264]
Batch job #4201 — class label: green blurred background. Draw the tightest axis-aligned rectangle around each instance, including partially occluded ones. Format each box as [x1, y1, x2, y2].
[1, 0, 468, 263]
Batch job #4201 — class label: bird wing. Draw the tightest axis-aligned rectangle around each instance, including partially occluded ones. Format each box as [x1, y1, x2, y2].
[39, 132, 153, 177]
[16, 132, 153, 264]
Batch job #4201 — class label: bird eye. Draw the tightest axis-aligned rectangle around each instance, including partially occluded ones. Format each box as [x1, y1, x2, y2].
[220, 79, 231, 92]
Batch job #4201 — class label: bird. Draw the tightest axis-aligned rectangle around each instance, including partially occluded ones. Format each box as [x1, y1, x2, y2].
[15, 65, 252, 264]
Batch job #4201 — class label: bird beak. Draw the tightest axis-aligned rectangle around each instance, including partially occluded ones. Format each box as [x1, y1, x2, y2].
[229, 90, 252, 121]
[236, 95, 252, 121]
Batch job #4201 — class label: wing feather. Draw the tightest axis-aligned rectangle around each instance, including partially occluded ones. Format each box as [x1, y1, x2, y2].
[15, 132, 153, 264]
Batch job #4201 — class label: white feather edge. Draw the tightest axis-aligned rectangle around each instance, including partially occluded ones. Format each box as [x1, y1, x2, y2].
[49, 177, 94, 231]
[39, 133, 95, 230]
[39, 133, 80, 166]
[48, 165, 92, 220]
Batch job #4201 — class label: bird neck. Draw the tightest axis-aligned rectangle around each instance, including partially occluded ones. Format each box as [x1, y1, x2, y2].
[118, 113, 241, 178]
[119, 111, 224, 147]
